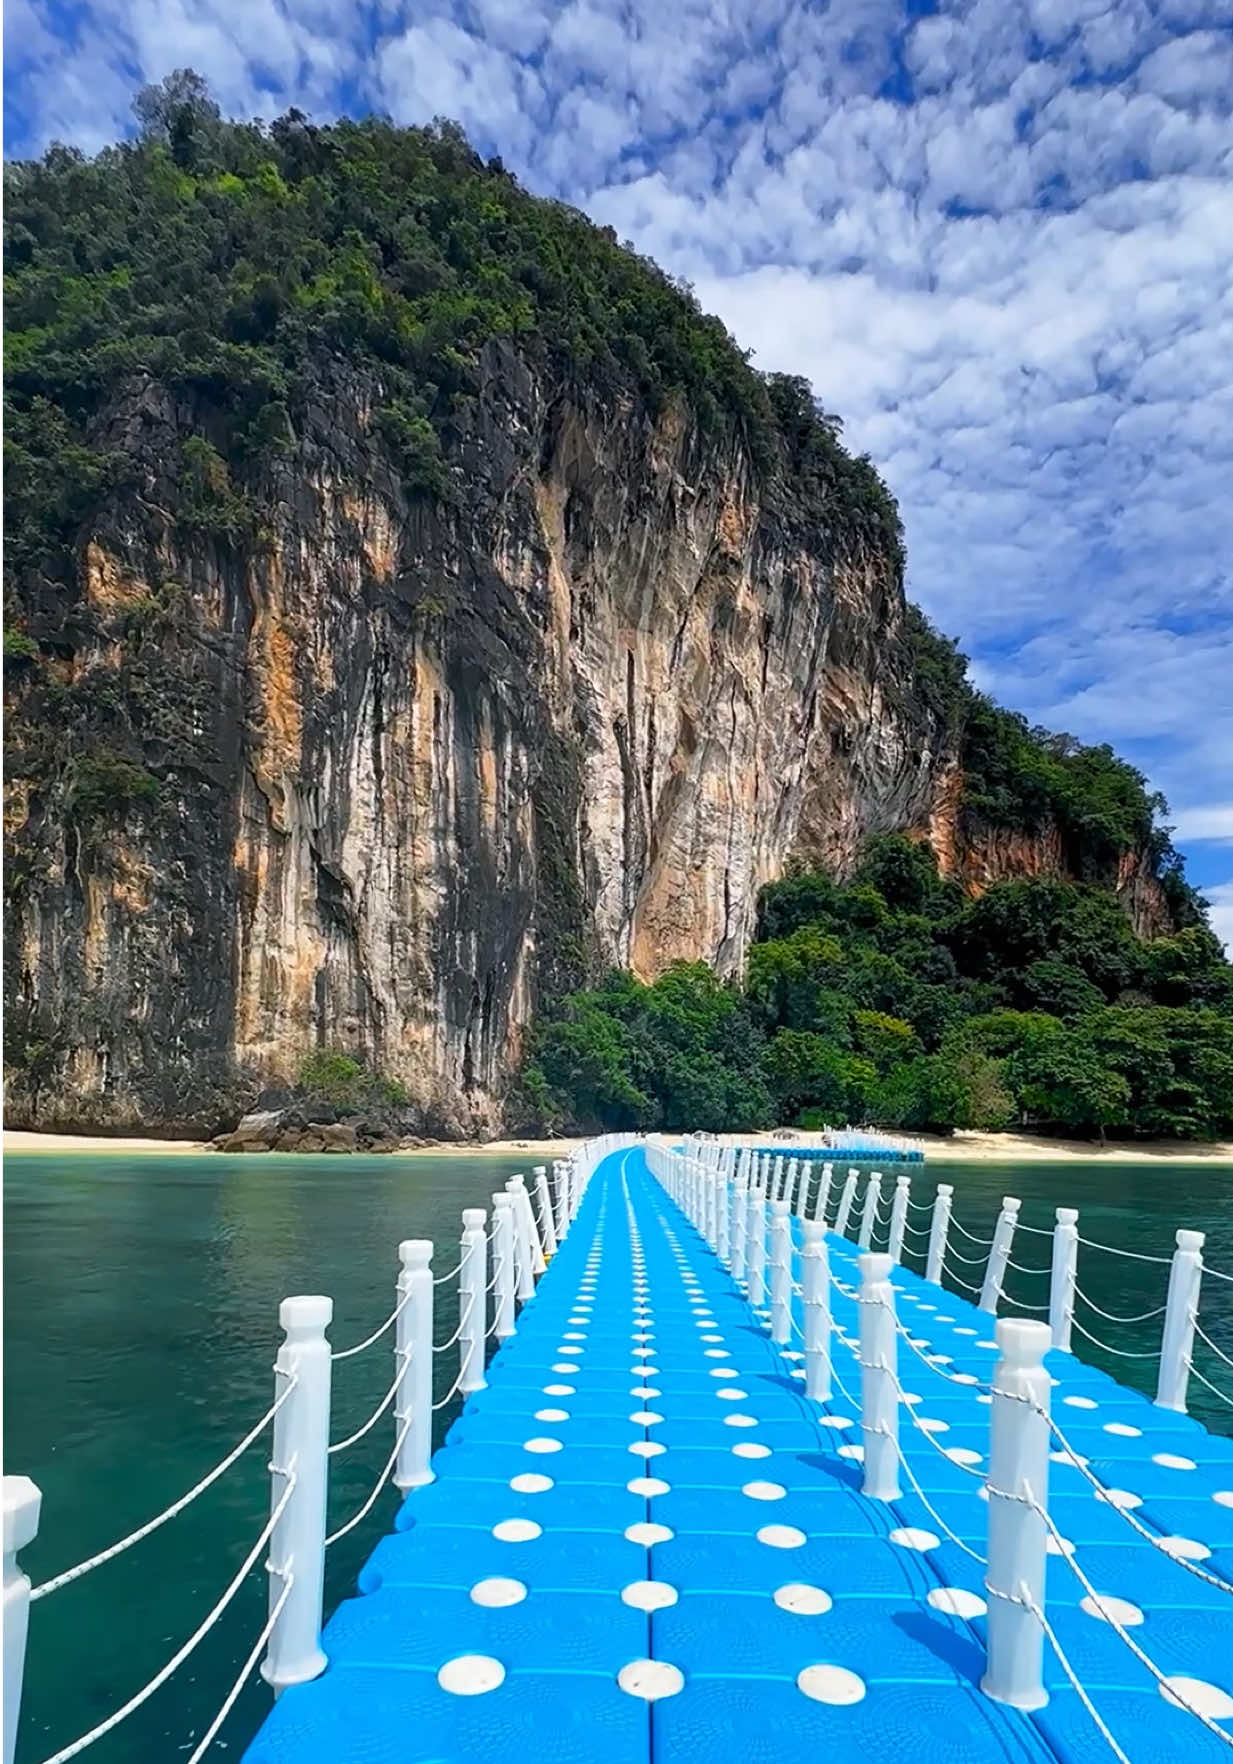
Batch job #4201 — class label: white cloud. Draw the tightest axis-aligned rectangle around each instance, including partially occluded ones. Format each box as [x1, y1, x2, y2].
[1202, 881, 1233, 952]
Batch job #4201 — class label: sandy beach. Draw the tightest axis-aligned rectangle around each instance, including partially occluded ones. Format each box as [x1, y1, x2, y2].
[1, 1130, 588, 1158]
[5, 1127, 1232, 1162]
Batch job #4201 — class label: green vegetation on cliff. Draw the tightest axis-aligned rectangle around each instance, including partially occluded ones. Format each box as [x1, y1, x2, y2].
[524, 837, 1233, 1141]
[6, 71, 1197, 896]
[5, 75, 1222, 1138]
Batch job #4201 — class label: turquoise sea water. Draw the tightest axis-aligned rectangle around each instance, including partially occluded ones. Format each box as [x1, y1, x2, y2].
[4, 1149, 1232, 1763]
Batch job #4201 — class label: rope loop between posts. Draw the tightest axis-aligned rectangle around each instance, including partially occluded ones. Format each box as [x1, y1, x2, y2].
[1031, 1487, 1233, 1751]
[1192, 1314, 1233, 1372]
[1069, 1314, 1162, 1359]
[182, 1573, 294, 1764]
[432, 1293, 476, 1354]
[1075, 1235, 1172, 1266]
[1042, 1411, 1233, 1600]
[1073, 1285, 1167, 1326]
[35, 1468, 298, 1764]
[328, 1350, 411, 1457]
[945, 1240, 990, 1267]
[432, 1366, 470, 1412]
[1188, 1359, 1233, 1407]
[942, 1258, 982, 1296]
[485, 1252, 503, 1294]
[432, 1242, 474, 1286]
[948, 1216, 996, 1247]
[1005, 1255, 1051, 1277]
[29, 1374, 299, 1602]
[1017, 1586, 1132, 1764]
[996, 1284, 1050, 1313]
[325, 1421, 409, 1548]
[332, 1289, 412, 1361]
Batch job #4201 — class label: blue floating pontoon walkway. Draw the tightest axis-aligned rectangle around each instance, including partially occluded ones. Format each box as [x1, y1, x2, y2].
[244, 1148, 1233, 1764]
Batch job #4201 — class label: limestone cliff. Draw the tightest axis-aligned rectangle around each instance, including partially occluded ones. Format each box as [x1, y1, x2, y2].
[5, 341, 962, 1135]
[4, 108, 1184, 1137]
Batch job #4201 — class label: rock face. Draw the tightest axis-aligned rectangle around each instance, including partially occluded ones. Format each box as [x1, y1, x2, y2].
[0, 344, 1162, 1136]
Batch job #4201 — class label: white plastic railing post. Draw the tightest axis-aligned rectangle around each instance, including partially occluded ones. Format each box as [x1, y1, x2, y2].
[507, 1179, 536, 1299]
[789, 1159, 806, 1216]
[888, 1175, 910, 1263]
[747, 1186, 768, 1310]
[1048, 1208, 1078, 1353]
[926, 1183, 953, 1285]
[731, 1178, 747, 1285]
[3, 1477, 40, 1764]
[553, 1161, 569, 1243]
[773, 1154, 786, 1200]
[395, 1242, 434, 1490]
[492, 1196, 516, 1340]
[858, 1253, 900, 1500]
[770, 1200, 792, 1343]
[517, 1175, 547, 1275]
[568, 1159, 581, 1219]
[802, 1221, 832, 1402]
[459, 1210, 487, 1394]
[859, 1171, 882, 1249]
[533, 1168, 558, 1258]
[981, 1318, 1052, 1711]
[718, 1166, 731, 1266]
[262, 1294, 332, 1693]
[814, 1161, 834, 1226]
[980, 1198, 1021, 1314]
[834, 1169, 858, 1237]
[1156, 1229, 1205, 1413]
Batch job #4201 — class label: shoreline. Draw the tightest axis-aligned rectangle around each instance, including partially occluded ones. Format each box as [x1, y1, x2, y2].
[4, 1128, 1232, 1164]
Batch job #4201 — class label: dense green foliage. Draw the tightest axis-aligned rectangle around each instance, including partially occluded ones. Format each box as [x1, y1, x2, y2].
[6, 73, 1194, 893]
[296, 1048, 409, 1111]
[525, 837, 1233, 1141]
[5, 68, 902, 616]
[6, 76, 1221, 1146]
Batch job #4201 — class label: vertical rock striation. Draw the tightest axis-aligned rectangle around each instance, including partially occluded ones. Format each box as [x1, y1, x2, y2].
[2, 343, 1167, 1135]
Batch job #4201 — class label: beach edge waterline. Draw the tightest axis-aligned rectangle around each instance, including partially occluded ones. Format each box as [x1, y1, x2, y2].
[4, 1128, 1233, 1163]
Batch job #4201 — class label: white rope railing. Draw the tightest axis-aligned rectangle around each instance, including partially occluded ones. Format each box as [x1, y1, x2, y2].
[183, 1572, 294, 1764]
[431, 1293, 475, 1355]
[949, 1216, 996, 1247]
[1193, 1314, 1233, 1371]
[1189, 1360, 1233, 1408]
[432, 1243, 474, 1286]
[324, 1423, 409, 1548]
[29, 1376, 298, 1602]
[1069, 1314, 1162, 1358]
[1019, 1586, 1133, 1764]
[945, 1240, 989, 1266]
[432, 1365, 470, 1412]
[1076, 1236, 1172, 1265]
[331, 1291, 411, 1361]
[36, 1470, 297, 1764]
[942, 1258, 982, 1296]
[1005, 1255, 1050, 1278]
[1033, 1487, 1233, 1751]
[1073, 1286, 1167, 1326]
[996, 1284, 1050, 1313]
[328, 1353, 411, 1457]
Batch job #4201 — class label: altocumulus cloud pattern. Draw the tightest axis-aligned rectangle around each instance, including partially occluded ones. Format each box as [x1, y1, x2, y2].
[6, 0, 1233, 934]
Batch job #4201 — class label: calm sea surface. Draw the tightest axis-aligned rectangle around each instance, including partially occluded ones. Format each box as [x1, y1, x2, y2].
[4, 1149, 1232, 1762]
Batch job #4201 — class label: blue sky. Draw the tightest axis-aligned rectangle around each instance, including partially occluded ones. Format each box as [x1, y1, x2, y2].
[7, 0, 1233, 941]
